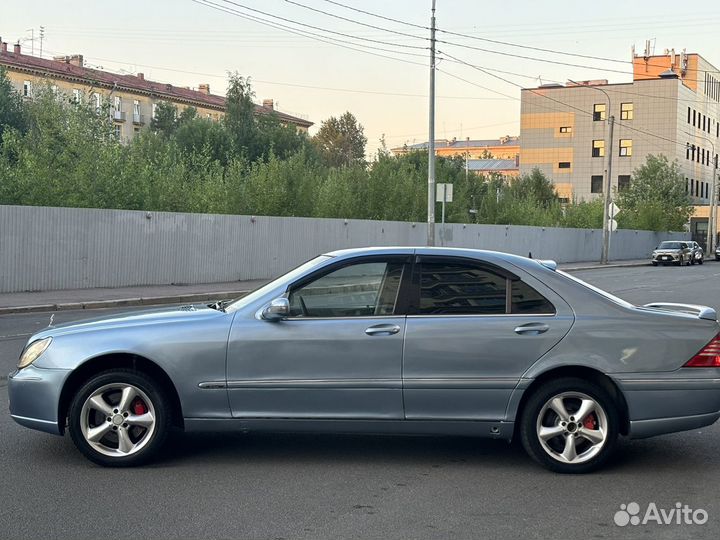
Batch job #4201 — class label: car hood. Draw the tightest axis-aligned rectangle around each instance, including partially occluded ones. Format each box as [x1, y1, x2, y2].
[32, 304, 227, 340]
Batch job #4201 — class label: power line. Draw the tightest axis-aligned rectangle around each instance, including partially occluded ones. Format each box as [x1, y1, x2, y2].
[282, 0, 427, 42]
[317, 0, 720, 76]
[441, 50, 695, 154]
[212, 0, 426, 50]
[37, 46, 512, 102]
[190, 0, 428, 67]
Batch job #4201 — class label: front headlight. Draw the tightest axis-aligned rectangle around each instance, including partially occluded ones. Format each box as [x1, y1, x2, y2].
[17, 337, 52, 369]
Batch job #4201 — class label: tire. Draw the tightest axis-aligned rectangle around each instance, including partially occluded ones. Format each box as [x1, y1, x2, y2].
[651, 261, 658, 266]
[68, 369, 172, 467]
[716, 256, 720, 261]
[699, 258, 704, 265]
[690, 256, 695, 265]
[519, 377, 619, 474]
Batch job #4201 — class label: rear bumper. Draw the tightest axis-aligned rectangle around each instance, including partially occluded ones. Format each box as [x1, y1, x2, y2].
[8, 365, 71, 435]
[615, 373, 720, 439]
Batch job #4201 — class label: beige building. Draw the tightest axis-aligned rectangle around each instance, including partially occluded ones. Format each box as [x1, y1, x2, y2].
[0, 39, 312, 141]
[520, 49, 720, 222]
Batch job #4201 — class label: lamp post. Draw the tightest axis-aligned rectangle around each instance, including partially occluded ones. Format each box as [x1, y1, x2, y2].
[568, 80, 614, 263]
[687, 136, 718, 252]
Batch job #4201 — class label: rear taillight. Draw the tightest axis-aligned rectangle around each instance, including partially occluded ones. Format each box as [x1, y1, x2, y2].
[685, 333, 720, 367]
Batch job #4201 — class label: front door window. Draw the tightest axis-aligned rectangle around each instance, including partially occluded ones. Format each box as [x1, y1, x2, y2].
[289, 261, 404, 318]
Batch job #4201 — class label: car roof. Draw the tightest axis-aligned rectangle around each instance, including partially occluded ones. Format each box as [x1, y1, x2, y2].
[323, 246, 549, 272]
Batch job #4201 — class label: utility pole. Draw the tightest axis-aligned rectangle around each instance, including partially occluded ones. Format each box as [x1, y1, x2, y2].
[708, 153, 718, 253]
[426, 0, 437, 246]
[39, 26, 45, 59]
[601, 114, 615, 264]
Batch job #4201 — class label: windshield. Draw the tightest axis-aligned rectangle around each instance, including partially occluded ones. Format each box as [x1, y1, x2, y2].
[224, 255, 332, 313]
[556, 270, 633, 308]
[657, 241, 683, 250]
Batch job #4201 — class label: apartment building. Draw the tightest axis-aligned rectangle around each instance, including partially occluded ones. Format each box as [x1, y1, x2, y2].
[520, 49, 719, 214]
[0, 40, 312, 141]
[392, 136, 520, 160]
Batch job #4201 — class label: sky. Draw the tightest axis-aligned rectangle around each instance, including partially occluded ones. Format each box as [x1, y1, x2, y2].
[3, 0, 720, 156]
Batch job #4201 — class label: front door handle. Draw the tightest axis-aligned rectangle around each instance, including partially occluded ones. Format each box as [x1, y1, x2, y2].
[365, 324, 401, 336]
[514, 323, 550, 335]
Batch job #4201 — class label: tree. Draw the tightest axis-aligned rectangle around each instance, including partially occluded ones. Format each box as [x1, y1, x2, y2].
[224, 73, 260, 160]
[313, 111, 367, 167]
[0, 67, 27, 143]
[150, 101, 178, 135]
[617, 154, 693, 231]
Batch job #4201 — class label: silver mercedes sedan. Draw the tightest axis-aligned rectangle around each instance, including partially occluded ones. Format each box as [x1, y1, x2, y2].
[8, 247, 720, 473]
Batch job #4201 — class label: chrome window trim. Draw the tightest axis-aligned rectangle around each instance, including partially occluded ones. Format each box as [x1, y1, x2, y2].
[284, 315, 405, 321]
[406, 313, 556, 319]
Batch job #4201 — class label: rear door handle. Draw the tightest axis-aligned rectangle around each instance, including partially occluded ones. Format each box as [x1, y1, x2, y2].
[514, 323, 550, 335]
[365, 324, 401, 336]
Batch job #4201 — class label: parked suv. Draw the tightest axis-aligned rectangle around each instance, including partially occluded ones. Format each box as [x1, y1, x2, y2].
[651, 241, 692, 266]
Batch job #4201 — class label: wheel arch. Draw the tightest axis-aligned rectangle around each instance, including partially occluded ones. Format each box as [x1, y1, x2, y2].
[57, 353, 184, 434]
[513, 365, 630, 436]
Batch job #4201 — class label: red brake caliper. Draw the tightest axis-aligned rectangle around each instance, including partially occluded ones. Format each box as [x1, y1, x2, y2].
[583, 413, 597, 430]
[132, 398, 147, 415]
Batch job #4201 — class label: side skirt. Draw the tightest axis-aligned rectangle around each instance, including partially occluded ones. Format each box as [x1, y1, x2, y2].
[183, 418, 514, 440]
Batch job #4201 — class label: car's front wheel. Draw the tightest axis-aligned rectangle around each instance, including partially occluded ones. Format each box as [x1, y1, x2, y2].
[519, 377, 619, 473]
[68, 369, 171, 467]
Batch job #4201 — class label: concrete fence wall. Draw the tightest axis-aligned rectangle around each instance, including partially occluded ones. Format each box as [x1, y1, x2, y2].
[0, 205, 688, 293]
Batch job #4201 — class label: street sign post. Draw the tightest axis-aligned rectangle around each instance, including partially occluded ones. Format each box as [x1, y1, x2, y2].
[436, 183, 453, 246]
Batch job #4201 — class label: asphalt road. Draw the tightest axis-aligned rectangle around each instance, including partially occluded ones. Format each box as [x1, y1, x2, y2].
[2, 263, 720, 539]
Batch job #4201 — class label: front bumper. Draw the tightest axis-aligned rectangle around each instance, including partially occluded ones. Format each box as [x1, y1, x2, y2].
[652, 253, 681, 263]
[615, 372, 720, 439]
[8, 365, 71, 435]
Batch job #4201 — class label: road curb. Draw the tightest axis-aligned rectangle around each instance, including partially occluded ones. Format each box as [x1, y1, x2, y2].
[562, 261, 650, 272]
[0, 290, 251, 315]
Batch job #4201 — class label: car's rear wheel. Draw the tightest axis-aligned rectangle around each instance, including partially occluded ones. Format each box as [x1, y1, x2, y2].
[519, 377, 619, 473]
[68, 369, 171, 467]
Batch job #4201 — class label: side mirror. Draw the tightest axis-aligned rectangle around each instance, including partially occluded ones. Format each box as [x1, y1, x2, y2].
[681, 243, 688, 249]
[262, 297, 290, 321]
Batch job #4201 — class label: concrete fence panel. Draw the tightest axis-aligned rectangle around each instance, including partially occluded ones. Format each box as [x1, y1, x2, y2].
[0, 205, 687, 293]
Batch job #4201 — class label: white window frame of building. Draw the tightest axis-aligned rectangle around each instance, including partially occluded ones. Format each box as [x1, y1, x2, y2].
[93, 92, 102, 112]
[113, 124, 122, 140]
[593, 103, 606, 121]
[619, 139, 633, 157]
[72, 88, 82, 103]
[23, 80, 32, 98]
[152, 103, 158, 119]
[133, 100, 141, 123]
[592, 139, 605, 157]
[113, 96, 124, 121]
[620, 103, 633, 120]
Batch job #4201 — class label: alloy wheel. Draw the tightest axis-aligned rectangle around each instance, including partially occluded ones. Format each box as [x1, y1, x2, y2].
[79, 383, 156, 457]
[535, 391, 608, 464]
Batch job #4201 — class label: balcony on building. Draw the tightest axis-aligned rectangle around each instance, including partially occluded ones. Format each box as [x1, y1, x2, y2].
[132, 113, 145, 125]
[113, 110, 126, 122]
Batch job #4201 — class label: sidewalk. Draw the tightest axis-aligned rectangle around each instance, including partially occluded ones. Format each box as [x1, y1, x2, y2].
[0, 280, 268, 315]
[0, 259, 649, 315]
